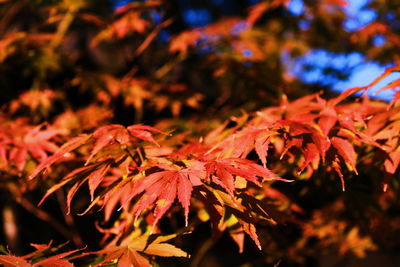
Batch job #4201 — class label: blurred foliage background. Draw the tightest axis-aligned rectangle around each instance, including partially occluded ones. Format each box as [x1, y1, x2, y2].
[0, 0, 400, 266]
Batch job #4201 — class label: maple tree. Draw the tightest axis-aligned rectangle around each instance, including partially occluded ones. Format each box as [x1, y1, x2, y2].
[0, 0, 400, 266]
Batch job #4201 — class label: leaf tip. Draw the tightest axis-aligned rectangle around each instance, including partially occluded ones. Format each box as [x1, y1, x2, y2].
[38, 193, 49, 207]
[38, 198, 45, 207]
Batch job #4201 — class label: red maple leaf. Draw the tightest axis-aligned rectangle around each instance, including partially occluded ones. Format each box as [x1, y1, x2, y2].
[126, 161, 205, 228]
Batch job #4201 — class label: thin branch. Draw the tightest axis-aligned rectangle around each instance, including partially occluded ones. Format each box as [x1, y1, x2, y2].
[50, 8, 76, 48]
[56, 190, 84, 246]
[15, 195, 83, 247]
[189, 238, 216, 267]
[0, 0, 26, 36]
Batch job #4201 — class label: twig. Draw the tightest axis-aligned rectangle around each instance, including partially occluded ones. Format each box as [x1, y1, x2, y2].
[133, 18, 173, 57]
[15, 195, 83, 247]
[0, 0, 26, 36]
[189, 238, 216, 267]
[50, 7, 76, 48]
[56, 190, 84, 247]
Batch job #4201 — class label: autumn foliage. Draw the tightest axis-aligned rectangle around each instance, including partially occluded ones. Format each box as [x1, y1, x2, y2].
[0, 0, 400, 266]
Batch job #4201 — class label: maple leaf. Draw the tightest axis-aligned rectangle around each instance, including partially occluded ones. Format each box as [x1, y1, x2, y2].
[0, 143, 8, 168]
[85, 125, 127, 164]
[114, 11, 149, 37]
[373, 126, 399, 141]
[200, 185, 270, 250]
[29, 134, 91, 179]
[8, 147, 28, 172]
[101, 169, 136, 221]
[333, 65, 399, 105]
[384, 145, 400, 174]
[34, 125, 165, 214]
[236, 216, 261, 250]
[277, 120, 331, 161]
[87, 124, 164, 165]
[32, 248, 82, 267]
[213, 126, 275, 167]
[9, 89, 57, 114]
[30, 123, 164, 179]
[299, 142, 320, 174]
[389, 90, 400, 107]
[339, 227, 377, 258]
[22, 125, 65, 163]
[91, 10, 150, 46]
[116, 248, 152, 267]
[331, 136, 358, 175]
[0, 123, 65, 172]
[318, 106, 338, 135]
[125, 161, 205, 227]
[92, 233, 188, 267]
[0, 243, 81, 267]
[0, 255, 31, 267]
[38, 159, 114, 215]
[88, 162, 112, 201]
[205, 158, 287, 195]
[127, 124, 166, 146]
[332, 156, 346, 191]
[85, 124, 158, 164]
